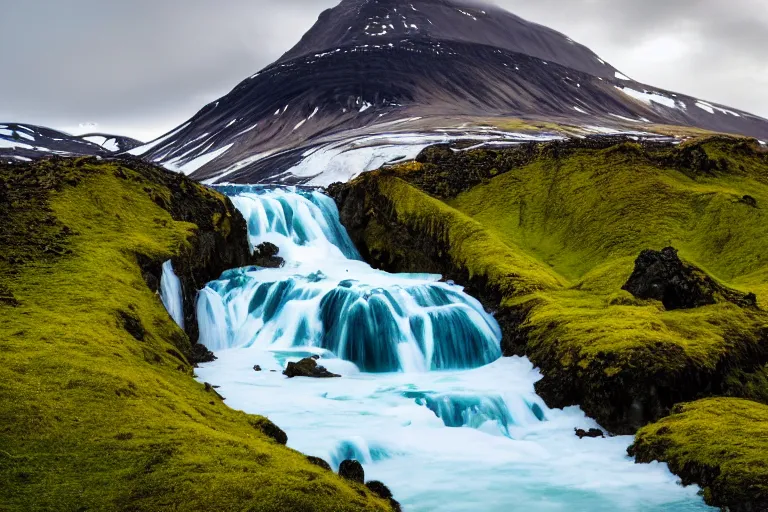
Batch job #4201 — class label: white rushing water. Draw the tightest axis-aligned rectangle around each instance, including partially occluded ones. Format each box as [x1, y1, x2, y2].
[160, 260, 184, 329]
[195, 186, 714, 511]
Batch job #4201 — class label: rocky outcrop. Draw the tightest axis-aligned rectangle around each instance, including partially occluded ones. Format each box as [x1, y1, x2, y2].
[284, 357, 341, 379]
[252, 242, 285, 269]
[366, 481, 402, 512]
[338, 460, 365, 484]
[623, 247, 758, 310]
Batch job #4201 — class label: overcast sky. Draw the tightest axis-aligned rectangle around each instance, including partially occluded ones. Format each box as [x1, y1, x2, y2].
[1, 0, 766, 142]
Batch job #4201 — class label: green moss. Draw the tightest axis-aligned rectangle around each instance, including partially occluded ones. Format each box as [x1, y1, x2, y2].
[340, 137, 768, 433]
[630, 398, 768, 511]
[376, 176, 565, 296]
[0, 160, 392, 511]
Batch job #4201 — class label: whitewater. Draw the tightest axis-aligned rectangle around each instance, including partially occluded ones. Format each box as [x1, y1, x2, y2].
[165, 186, 714, 511]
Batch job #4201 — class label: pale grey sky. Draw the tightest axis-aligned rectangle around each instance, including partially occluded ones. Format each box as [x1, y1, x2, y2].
[1, 0, 766, 141]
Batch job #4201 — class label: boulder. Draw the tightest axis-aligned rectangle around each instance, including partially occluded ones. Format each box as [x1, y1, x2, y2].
[283, 357, 340, 379]
[622, 247, 757, 310]
[575, 428, 605, 439]
[252, 242, 284, 268]
[338, 459, 364, 483]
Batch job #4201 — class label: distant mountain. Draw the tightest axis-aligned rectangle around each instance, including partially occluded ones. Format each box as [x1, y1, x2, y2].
[0, 123, 142, 163]
[123, 0, 768, 185]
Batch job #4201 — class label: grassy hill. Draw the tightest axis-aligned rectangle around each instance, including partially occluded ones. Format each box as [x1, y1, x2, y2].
[331, 136, 768, 511]
[0, 158, 394, 511]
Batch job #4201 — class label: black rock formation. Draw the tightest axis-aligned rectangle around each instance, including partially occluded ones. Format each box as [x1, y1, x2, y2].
[338, 459, 365, 483]
[575, 428, 605, 439]
[622, 247, 758, 311]
[252, 242, 285, 268]
[283, 357, 341, 378]
[366, 481, 402, 511]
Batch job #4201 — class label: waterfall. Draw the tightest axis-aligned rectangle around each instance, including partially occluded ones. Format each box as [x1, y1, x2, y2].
[197, 186, 502, 373]
[194, 186, 715, 512]
[160, 260, 184, 329]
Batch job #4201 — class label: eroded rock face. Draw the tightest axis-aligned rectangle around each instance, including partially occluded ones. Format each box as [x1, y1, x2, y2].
[283, 357, 341, 379]
[622, 247, 758, 310]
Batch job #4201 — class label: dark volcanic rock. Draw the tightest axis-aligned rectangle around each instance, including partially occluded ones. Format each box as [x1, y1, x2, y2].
[575, 428, 605, 439]
[622, 247, 758, 310]
[252, 242, 285, 268]
[250, 417, 288, 445]
[283, 357, 341, 379]
[366, 481, 402, 512]
[190, 343, 217, 364]
[338, 459, 365, 483]
[306, 456, 332, 471]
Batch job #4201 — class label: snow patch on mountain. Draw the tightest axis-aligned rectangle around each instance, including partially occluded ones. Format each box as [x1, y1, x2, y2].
[166, 144, 234, 176]
[616, 87, 678, 109]
[127, 123, 191, 156]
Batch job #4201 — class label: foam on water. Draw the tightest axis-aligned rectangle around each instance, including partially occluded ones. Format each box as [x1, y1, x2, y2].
[196, 186, 714, 511]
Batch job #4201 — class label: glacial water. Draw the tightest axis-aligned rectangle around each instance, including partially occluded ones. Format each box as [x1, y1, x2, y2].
[160, 260, 184, 329]
[190, 186, 714, 511]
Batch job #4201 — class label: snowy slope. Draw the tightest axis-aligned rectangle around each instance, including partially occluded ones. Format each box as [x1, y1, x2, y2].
[125, 0, 768, 185]
[0, 123, 142, 162]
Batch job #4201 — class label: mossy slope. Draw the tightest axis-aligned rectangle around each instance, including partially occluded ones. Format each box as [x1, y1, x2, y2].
[332, 136, 768, 509]
[0, 158, 392, 511]
[629, 398, 768, 512]
[332, 136, 768, 430]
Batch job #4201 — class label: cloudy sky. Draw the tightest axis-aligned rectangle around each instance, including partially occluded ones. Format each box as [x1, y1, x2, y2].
[1, 0, 766, 142]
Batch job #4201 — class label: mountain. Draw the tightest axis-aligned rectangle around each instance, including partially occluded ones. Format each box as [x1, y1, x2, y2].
[125, 0, 768, 185]
[0, 123, 142, 163]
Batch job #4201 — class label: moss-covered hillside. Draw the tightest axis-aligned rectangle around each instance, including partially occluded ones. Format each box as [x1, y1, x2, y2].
[630, 398, 768, 512]
[0, 158, 394, 511]
[330, 136, 768, 510]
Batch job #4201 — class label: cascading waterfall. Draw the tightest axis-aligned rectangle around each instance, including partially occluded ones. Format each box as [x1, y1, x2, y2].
[160, 260, 184, 329]
[197, 186, 501, 373]
[195, 186, 714, 512]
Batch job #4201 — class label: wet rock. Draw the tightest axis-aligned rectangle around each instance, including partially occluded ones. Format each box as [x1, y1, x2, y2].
[252, 242, 285, 269]
[366, 481, 402, 512]
[338, 459, 364, 483]
[283, 357, 341, 379]
[253, 365, 262, 372]
[575, 428, 605, 439]
[622, 247, 758, 310]
[306, 456, 332, 471]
